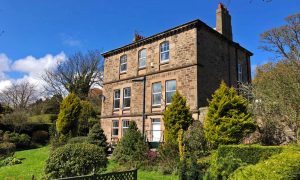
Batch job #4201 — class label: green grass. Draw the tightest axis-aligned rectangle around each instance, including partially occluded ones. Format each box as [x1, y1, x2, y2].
[106, 160, 178, 180]
[0, 146, 177, 180]
[0, 146, 49, 180]
[28, 114, 56, 123]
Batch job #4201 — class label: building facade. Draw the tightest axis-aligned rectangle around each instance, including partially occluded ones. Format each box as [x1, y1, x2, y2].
[100, 4, 252, 144]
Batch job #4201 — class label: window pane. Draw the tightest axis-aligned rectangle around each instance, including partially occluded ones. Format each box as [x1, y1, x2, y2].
[114, 90, 120, 98]
[153, 83, 161, 93]
[140, 49, 146, 58]
[166, 80, 176, 91]
[112, 120, 119, 136]
[124, 98, 130, 108]
[153, 94, 161, 105]
[114, 99, 120, 109]
[139, 58, 146, 68]
[124, 88, 131, 97]
[122, 120, 129, 136]
[121, 63, 127, 72]
[120, 55, 127, 63]
[113, 121, 119, 127]
[161, 52, 169, 61]
[166, 91, 175, 104]
[112, 129, 119, 136]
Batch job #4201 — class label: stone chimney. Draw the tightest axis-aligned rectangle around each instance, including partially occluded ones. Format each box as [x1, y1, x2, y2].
[133, 32, 144, 42]
[216, 3, 232, 40]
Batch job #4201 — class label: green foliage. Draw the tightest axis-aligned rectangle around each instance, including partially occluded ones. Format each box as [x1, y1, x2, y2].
[56, 93, 81, 138]
[31, 130, 49, 144]
[206, 144, 283, 179]
[3, 131, 31, 149]
[28, 114, 57, 124]
[204, 82, 256, 146]
[0, 142, 16, 157]
[112, 121, 148, 168]
[1, 110, 29, 132]
[229, 147, 300, 180]
[78, 100, 97, 136]
[44, 143, 108, 179]
[184, 121, 211, 158]
[163, 91, 193, 144]
[158, 142, 179, 175]
[87, 123, 108, 151]
[67, 136, 88, 144]
[0, 156, 22, 167]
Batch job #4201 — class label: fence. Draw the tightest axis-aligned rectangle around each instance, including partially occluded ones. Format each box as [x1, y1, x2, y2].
[55, 169, 137, 180]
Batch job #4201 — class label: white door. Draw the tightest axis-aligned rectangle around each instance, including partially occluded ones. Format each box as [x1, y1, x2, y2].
[152, 119, 161, 142]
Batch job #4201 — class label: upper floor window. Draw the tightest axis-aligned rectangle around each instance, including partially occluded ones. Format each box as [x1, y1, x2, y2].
[120, 55, 127, 72]
[138, 49, 147, 68]
[123, 87, 131, 109]
[166, 80, 176, 104]
[152, 82, 162, 106]
[112, 120, 119, 137]
[122, 120, 130, 136]
[160, 41, 169, 63]
[113, 89, 120, 110]
[238, 64, 242, 82]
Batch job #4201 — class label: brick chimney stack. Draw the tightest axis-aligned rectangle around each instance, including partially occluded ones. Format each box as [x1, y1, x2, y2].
[216, 3, 232, 40]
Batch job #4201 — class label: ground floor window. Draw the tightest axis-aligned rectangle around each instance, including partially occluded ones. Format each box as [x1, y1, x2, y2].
[152, 118, 161, 142]
[112, 120, 119, 137]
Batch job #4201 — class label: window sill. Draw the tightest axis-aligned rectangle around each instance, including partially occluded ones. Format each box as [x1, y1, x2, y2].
[160, 61, 169, 65]
[120, 71, 127, 75]
[152, 105, 161, 108]
[138, 67, 146, 70]
[113, 108, 120, 111]
[122, 107, 130, 110]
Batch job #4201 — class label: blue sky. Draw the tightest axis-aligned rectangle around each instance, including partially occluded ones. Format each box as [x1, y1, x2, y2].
[0, 0, 299, 90]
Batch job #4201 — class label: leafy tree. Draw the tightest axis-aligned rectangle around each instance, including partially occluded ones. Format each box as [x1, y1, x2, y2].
[42, 51, 104, 99]
[0, 110, 29, 132]
[204, 82, 256, 146]
[56, 93, 81, 139]
[112, 121, 148, 168]
[87, 123, 108, 151]
[78, 100, 97, 136]
[163, 91, 193, 144]
[44, 143, 108, 179]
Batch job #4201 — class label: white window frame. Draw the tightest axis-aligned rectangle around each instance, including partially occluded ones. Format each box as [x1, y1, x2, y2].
[120, 55, 127, 73]
[113, 89, 120, 110]
[238, 64, 242, 82]
[138, 49, 147, 68]
[152, 82, 162, 106]
[112, 120, 119, 137]
[166, 80, 176, 105]
[122, 120, 130, 136]
[160, 41, 169, 63]
[123, 87, 131, 109]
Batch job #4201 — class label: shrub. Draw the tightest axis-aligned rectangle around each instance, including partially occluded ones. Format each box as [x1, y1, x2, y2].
[112, 121, 148, 168]
[229, 147, 300, 179]
[205, 144, 283, 179]
[67, 136, 88, 144]
[87, 123, 108, 151]
[44, 143, 108, 179]
[204, 82, 256, 146]
[32, 130, 49, 144]
[78, 100, 97, 136]
[3, 131, 31, 149]
[0, 142, 16, 157]
[184, 121, 211, 158]
[163, 91, 193, 144]
[158, 142, 179, 175]
[56, 93, 81, 138]
[0, 156, 22, 167]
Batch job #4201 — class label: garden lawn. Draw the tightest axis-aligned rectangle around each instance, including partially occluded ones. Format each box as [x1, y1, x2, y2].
[107, 160, 178, 180]
[0, 146, 49, 179]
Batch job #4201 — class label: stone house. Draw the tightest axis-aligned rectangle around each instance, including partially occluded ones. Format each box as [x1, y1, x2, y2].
[100, 3, 252, 144]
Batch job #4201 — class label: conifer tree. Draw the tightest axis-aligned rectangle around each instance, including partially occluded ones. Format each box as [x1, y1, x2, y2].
[163, 91, 193, 144]
[112, 121, 148, 168]
[87, 123, 108, 151]
[56, 93, 81, 138]
[204, 82, 256, 146]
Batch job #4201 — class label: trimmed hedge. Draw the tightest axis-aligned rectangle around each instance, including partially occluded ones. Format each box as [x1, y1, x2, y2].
[229, 147, 300, 179]
[67, 136, 88, 144]
[0, 142, 16, 157]
[214, 144, 282, 164]
[206, 145, 283, 179]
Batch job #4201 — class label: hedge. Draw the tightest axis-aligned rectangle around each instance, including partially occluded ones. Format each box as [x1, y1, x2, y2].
[205, 144, 283, 179]
[229, 147, 300, 180]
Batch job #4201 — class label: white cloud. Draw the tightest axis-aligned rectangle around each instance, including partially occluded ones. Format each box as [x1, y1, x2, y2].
[0, 52, 66, 93]
[0, 53, 12, 80]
